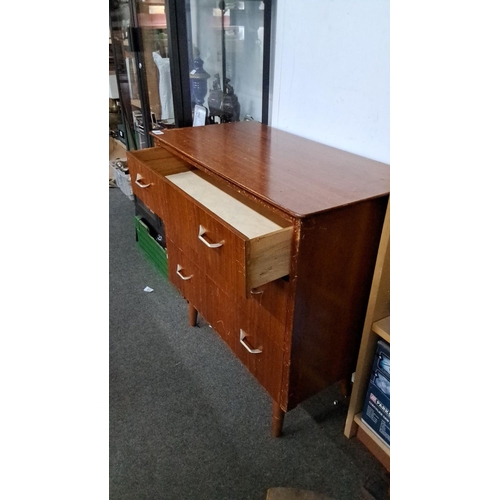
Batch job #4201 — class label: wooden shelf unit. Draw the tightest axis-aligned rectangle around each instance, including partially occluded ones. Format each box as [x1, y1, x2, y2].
[109, 136, 127, 162]
[372, 316, 390, 343]
[344, 199, 390, 468]
[353, 413, 390, 455]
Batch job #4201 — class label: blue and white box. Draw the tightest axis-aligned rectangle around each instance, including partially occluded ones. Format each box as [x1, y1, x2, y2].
[361, 340, 390, 446]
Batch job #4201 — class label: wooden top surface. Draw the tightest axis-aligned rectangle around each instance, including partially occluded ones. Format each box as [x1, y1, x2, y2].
[153, 121, 389, 218]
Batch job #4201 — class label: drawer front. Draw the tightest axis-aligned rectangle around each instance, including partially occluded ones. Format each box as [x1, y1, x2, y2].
[167, 240, 203, 312]
[195, 204, 246, 295]
[127, 151, 168, 220]
[128, 146, 191, 221]
[232, 307, 284, 401]
[194, 274, 284, 400]
[165, 183, 246, 297]
[236, 278, 289, 345]
[197, 275, 237, 349]
[163, 180, 198, 247]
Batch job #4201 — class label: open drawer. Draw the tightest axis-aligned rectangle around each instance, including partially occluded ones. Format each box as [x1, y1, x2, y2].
[126, 146, 191, 220]
[165, 170, 293, 297]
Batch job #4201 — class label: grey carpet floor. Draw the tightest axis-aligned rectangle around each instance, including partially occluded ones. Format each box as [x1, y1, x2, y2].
[109, 187, 388, 500]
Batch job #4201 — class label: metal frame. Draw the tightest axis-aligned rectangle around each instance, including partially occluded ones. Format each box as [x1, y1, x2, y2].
[110, 0, 273, 137]
[262, 0, 273, 125]
[128, 1, 154, 148]
[109, 1, 155, 149]
[109, 4, 137, 150]
[166, 0, 194, 128]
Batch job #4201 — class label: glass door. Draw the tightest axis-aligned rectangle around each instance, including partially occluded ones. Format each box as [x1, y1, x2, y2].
[184, 0, 271, 124]
[110, 0, 143, 150]
[109, 0, 273, 145]
[110, 0, 176, 150]
[135, 1, 176, 131]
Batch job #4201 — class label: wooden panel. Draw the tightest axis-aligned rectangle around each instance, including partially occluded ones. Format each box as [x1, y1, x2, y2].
[344, 200, 390, 440]
[197, 275, 236, 348]
[246, 227, 293, 292]
[166, 241, 203, 313]
[127, 146, 191, 176]
[186, 273, 284, 401]
[372, 316, 390, 343]
[127, 154, 167, 219]
[162, 178, 198, 245]
[232, 305, 284, 401]
[373, 235, 390, 324]
[109, 137, 127, 162]
[141, 34, 162, 120]
[153, 121, 390, 218]
[236, 278, 290, 345]
[127, 147, 191, 220]
[285, 195, 388, 410]
[192, 202, 248, 297]
[354, 415, 390, 471]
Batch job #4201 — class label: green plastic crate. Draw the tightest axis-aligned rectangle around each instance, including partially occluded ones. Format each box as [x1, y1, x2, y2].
[134, 216, 168, 278]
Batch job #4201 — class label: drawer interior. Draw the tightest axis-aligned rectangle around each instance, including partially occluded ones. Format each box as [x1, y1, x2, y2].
[166, 170, 288, 238]
[128, 146, 192, 177]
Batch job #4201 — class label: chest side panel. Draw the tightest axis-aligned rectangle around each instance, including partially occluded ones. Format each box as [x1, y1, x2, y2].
[284, 195, 389, 410]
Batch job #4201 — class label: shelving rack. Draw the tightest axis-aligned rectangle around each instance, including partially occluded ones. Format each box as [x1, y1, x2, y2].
[344, 199, 390, 470]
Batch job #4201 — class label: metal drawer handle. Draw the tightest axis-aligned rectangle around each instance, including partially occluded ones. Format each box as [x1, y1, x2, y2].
[198, 225, 224, 248]
[176, 264, 193, 281]
[135, 173, 151, 189]
[250, 288, 264, 295]
[239, 329, 262, 354]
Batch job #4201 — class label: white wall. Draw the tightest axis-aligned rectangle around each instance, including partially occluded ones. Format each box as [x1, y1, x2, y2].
[270, 0, 389, 164]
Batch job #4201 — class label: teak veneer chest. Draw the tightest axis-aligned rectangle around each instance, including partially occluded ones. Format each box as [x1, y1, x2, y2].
[127, 121, 390, 436]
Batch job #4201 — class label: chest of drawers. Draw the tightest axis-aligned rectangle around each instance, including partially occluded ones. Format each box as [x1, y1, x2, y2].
[127, 122, 390, 436]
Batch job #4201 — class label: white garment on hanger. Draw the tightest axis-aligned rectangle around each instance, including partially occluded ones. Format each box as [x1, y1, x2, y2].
[153, 52, 174, 120]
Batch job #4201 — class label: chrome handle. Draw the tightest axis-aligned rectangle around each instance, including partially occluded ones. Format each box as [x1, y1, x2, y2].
[198, 225, 224, 248]
[176, 264, 193, 281]
[239, 329, 262, 354]
[250, 288, 264, 295]
[135, 173, 151, 189]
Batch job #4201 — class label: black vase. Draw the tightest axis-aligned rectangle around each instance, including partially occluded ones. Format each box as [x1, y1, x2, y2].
[208, 74, 240, 123]
[190, 53, 210, 106]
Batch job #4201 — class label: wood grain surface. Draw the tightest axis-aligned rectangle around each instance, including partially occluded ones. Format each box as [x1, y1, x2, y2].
[137, 123, 391, 436]
[153, 121, 389, 217]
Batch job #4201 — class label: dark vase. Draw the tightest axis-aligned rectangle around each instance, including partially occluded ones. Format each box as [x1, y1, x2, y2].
[190, 51, 210, 106]
[208, 74, 240, 123]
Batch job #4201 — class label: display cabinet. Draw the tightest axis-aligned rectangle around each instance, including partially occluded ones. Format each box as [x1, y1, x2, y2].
[184, 0, 272, 124]
[110, 0, 175, 150]
[109, 0, 273, 143]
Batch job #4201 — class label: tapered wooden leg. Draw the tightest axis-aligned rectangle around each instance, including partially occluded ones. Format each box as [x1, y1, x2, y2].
[272, 401, 285, 437]
[188, 303, 198, 327]
[339, 377, 352, 398]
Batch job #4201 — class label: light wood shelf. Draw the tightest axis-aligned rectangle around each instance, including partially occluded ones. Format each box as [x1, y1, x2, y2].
[353, 413, 390, 457]
[109, 137, 127, 163]
[372, 316, 390, 343]
[344, 198, 390, 469]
